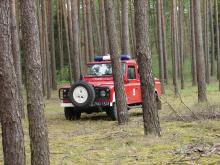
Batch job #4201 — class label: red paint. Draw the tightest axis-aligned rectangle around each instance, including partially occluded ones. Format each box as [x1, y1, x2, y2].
[61, 59, 161, 105]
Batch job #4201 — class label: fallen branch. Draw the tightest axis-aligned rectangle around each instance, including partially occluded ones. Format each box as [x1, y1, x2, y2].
[161, 98, 185, 121]
[177, 93, 200, 120]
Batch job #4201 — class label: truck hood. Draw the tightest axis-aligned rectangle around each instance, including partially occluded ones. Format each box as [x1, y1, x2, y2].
[82, 76, 114, 88]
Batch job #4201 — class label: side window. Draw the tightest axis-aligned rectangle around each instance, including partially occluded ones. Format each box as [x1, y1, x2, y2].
[127, 66, 136, 80]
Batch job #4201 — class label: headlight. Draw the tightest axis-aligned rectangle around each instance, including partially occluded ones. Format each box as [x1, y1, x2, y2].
[100, 90, 106, 97]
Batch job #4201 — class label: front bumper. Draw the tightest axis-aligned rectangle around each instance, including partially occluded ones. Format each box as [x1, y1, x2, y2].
[60, 101, 113, 108]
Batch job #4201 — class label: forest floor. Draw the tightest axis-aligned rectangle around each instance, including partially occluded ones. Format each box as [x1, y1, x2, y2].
[1, 81, 220, 164]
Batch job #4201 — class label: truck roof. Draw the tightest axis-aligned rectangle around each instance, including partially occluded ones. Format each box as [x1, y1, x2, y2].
[87, 59, 137, 65]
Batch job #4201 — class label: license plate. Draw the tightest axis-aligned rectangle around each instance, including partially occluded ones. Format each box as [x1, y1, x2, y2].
[94, 102, 110, 106]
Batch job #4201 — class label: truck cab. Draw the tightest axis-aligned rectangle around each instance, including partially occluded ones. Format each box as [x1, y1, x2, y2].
[59, 55, 161, 120]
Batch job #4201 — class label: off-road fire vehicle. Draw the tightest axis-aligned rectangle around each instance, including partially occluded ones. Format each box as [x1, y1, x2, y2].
[59, 55, 161, 120]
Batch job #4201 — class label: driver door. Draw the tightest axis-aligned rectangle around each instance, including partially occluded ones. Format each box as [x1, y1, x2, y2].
[124, 65, 141, 104]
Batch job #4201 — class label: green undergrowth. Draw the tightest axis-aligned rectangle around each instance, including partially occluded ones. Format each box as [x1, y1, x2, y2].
[0, 83, 220, 164]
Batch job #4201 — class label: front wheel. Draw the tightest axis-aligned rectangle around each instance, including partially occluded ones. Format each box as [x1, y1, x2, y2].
[106, 103, 117, 121]
[64, 107, 81, 120]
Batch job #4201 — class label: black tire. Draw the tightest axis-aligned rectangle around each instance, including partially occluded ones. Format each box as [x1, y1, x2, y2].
[71, 111, 81, 120]
[64, 107, 81, 120]
[106, 103, 117, 121]
[69, 81, 95, 108]
[64, 107, 73, 120]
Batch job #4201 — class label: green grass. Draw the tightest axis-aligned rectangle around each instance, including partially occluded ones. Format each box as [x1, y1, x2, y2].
[0, 83, 220, 164]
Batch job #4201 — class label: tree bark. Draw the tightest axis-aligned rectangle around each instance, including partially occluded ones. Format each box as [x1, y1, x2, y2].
[78, 0, 82, 74]
[38, 0, 46, 96]
[210, 0, 215, 77]
[20, 0, 50, 164]
[160, 0, 168, 84]
[100, 0, 109, 55]
[91, 0, 102, 55]
[121, 0, 130, 55]
[104, 0, 128, 124]
[116, 0, 122, 49]
[134, 0, 161, 136]
[156, 0, 165, 94]
[178, 0, 184, 89]
[204, 0, 210, 84]
[190, 0, 197, 86]
[67, 0, 73, 82]
[129, 0, 136, 57]
[86, 0, 95, 60]
[215, 0, 220, 90]
[57, 0, 64, 80]
[41, 0, 51, 99]
[0, 2, 25, 164]
[71, 0, 81, 81]
[10, 0, 25, 118]
[48, 0, 57, 90]
[171, 0, 179, 95]
[193, 0, 208, 102]
[63, 0, 73, 82]
[82, 0, 89, 63]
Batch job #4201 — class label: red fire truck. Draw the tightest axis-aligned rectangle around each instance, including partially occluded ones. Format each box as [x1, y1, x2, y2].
[59, 55, 161, 120]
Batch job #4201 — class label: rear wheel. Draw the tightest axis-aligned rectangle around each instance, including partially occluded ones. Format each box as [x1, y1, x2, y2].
[64, 107, 81, 120]
[106, 103, 117, 121]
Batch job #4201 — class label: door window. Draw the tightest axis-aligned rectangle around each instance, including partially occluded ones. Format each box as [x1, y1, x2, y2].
[127, 66, 136, 80]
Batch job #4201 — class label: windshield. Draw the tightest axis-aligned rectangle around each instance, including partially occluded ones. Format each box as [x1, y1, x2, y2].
[87, 63, 125, 76]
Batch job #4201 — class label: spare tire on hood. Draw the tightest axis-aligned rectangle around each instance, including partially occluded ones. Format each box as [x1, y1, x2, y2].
[69, 81, 95, 108]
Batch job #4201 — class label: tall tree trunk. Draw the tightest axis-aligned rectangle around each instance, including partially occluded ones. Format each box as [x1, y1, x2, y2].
[0, 2, 25, 164]
[210, 0, 215, 77]
[193, 0, 208, 102]
[121, 0, 130, 55]
[86, 0, 95, 60]
[57, 0, 64, 80]
[38, 0, 46, 96]
[20, 0, 50, 164]
[171, 0, 179, 95]
[78, 0, 86, 75]
[100, 0, 109, 55]
[104, 0, 128, 124]
[82, 0, 89, 63]
[204, 0, 210, 84]
[42, 0, 51, 99]
[160, 0, 168, 84]
[10, 0, 25, 118]
[215, 0, 220, 90]
[190, 0, 197, 86]
[63, 0, 73, 82]
[179, 0, 184, 89]
[78, 0, 82, 74]
[40, 0, 47, 97]
[91, 0, 102, 55]
[129, 0, 136, 57]
[134, 0, 161, 136]
[116, 0, 122, 49]
[71, 0, 81, 81]
[67, 0, 73, 82]
[48, 0, 57, 90]
[156, 0, 165, 94]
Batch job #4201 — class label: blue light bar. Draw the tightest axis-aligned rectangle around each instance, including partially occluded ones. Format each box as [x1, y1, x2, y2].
[94, 55, 131, 62]
[121, 55, 131, 60]
[94, 56, 103, 61]
[94, 55, 111, 61]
